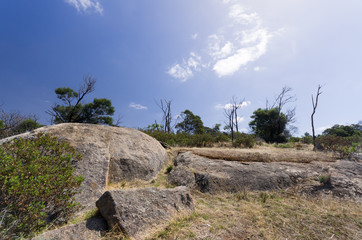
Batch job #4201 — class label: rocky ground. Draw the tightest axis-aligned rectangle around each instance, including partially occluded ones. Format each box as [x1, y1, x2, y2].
[1, 124, 361, 240]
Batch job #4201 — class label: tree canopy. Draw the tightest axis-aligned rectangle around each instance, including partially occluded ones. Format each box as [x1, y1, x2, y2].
[249, 108, 288, 143]
[175, 109, 204, 134]
[322, 124, 362, 137]
[47, 75, 115, 125]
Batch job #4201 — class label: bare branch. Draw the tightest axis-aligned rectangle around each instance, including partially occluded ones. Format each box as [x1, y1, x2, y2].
[311, 84, 323, 149]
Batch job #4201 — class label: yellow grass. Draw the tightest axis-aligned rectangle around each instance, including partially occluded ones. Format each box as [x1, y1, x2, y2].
[148, 190, 362, 240]
[175, 145, 337, 163]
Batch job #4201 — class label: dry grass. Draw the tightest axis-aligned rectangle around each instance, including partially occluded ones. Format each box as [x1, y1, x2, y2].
[106, 146, 360, 240]
[148, 190, 362, 240]
[176, 145, 337, 163]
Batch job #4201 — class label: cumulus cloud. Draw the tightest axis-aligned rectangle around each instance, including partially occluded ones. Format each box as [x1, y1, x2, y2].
[129, 102, 147, 110]
[211, 8, 272, 77]
[215, 100, 251, 110]
[168, 1, 274, 81]
[167, 52, 203, 82]
[65, 0, 103, 14]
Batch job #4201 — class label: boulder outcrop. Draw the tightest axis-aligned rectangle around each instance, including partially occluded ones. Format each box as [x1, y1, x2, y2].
[96, 187, 194, 239]
[0, 123, 168, 208]
[172, 152, 362, 199]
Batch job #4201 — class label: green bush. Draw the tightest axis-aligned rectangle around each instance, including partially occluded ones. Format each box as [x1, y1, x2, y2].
[319, 175, 331, 185]
[0, 133, 84, 239]
[233, 133, 255, 148]
[317, 135, 361, 159]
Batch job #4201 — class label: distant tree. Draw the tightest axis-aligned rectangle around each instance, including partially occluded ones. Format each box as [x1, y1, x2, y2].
[224, 97, 246, 142]
[311, 84, 323, 149]
[47, 75, 115, 125]
[156, 99, 172, 133]
[175, 109, 204, 134]
[322, 124, 361, 137]
[249, 108, 288, 143]
[0, 109, 41, 138]
[249, 86, 296, 143]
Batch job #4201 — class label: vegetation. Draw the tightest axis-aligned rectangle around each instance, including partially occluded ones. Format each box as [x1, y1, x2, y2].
[249, 108, 288, 143]
[46, 75, 115, 125]
[175, 110, 204, 134]
[0, 134, 84, 239]
[316, 123, 361, 159]
[0, 109, 42, 139]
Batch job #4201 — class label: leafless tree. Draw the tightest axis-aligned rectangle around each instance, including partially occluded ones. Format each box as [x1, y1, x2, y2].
[311, 84, 323, 150]
[267, 86, 297, 136]
[224, 96, 245, 142]
[156, 99, 172, 133]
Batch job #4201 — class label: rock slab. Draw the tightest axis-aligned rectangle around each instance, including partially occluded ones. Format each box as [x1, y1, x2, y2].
[172, 152, 362, 199]
[96, 187, 194, 239]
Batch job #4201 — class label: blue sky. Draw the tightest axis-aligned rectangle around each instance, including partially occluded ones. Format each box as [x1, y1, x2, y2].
[0, 0, 361, 136]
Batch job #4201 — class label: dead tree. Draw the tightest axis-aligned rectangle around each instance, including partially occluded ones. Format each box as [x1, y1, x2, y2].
[268, 86, 297, 136]
[311, 84, 323, 150]
[156, 99, 172, 133]
[224, 97, 245, 142]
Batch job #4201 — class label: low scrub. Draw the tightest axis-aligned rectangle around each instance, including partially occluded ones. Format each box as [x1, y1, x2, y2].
[317, 135, 361, 159]
[0, 134, 84, 239]
[232, 133, 255, 148]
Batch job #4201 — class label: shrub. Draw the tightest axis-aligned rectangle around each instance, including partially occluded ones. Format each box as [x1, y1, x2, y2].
[0, 133, 84, 239]
[165, 165, 173, 174]
[233, 133, 255, 148]
[317, 135, 360, 159]
[319, 175, 331, 185]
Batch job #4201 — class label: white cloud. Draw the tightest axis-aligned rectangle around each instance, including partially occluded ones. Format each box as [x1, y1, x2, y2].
[215, 100, 251, 110]
[168, 2, 274, 80]
[213, 28, 271, 77]
[229, 4, 260, 25]
[237, 117, 244, 123]
[129, 102, 147, 110]
[191, 33, 198, 39]
[167, 52, 203, 82]
[253, 66, 261, 71]
[65, 0, 103, 14]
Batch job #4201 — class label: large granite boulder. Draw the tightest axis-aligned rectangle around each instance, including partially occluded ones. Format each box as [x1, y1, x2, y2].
[32, 217, 108, 240]
[172, 152, 362, 199]
[96, 187, 194, 240]
[0, 123, 168, 208]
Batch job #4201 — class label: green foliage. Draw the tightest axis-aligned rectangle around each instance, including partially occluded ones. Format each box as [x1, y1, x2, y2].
[275, 143, 294, 148]
[52, 96, 114, 125]
[13, 119, 43, 135]
[175, 110, 204, 134]
[249, 108, 288, 143]
[0, 134, 84, 239]
[301, 132, 313, 144]
[322, 124, 362, 137]
[165, 165, 173, 174]
[317, 124, 362, 159]
[48, 77, 115, 125]
[143, 125, 230, 148]
[232, 133, 255, 148]
[319, 175, 331, 185]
